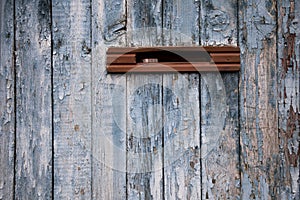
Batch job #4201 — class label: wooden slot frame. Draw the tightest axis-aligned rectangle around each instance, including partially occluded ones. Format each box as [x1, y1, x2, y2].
[106, 46, 240, 73]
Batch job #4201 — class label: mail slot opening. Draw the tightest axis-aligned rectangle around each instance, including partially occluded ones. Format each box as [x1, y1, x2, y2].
[106, 47, 240, 73]
[135, 50, 211, 63]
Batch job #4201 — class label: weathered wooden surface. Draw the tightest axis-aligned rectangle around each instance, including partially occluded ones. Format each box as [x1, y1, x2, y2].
[163, 71, 201, 200]
[126, 76, 163, 200]
[201, 72, 240, 199]
[52, 0, 92, 198]
[14, 0, 53, 198]
[91, 0, 127, 199]
[0, 0, 299, 199]
[163, 0, 201, 199]
[200, 0, 240, 199]
[126, 0, 163, 199]
[278, 0, 300, 199]
[0, 0, 14, 199]
[239, 0, 281, 199]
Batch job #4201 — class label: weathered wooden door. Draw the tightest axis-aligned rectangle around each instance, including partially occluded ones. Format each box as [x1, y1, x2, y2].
[0, 0, 299, 199]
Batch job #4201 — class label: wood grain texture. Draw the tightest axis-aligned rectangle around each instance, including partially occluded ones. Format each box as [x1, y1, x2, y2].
[239, 0, 280, 199]
[277, 0, 300, 199]
[14, 0, 52, 198]
[200, 0, 240, 199]
[162, 0, 201, 199]
[200, 0, 237, 46]
[126, 0, 163, 199]
[126, 76, 163, 200]
[52, 0, 92, 199]
[0, 1, 15, 199]
[1, 1, 299, 199]
[91, 0, 127, 199]
[201, 72, 240, 200]
[163, 72, 201, 200]
[163, 0, 200, 46]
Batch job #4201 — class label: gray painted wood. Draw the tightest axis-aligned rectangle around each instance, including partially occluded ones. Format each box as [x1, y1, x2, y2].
[126, 76, 163, 200]
[201, 72, 240, 199]
[162, 0, 201, 199]
[163, 0, 200, 46]
[0, 0, 299, 199]
[200, 0, 240, 199]
[14, 0, 52, 198]
[0, 1, 14, 199]
[126, 0, 163, 199]
[91, 0, 127, 199]
[200, 0, 238, 46]
[163, 73, 201, 200]
[239, 0, 280, 199]
[278, 0, 300, 199]
[52, 0, 92, 199]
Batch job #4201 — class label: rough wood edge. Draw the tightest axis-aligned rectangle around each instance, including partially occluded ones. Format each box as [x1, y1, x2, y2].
[52, 0, 92, 198]
[14, 0, 53, 198]
[200, 0, 241, 199]
[0, 0, 15, 199]
[91, 0, 127, 199]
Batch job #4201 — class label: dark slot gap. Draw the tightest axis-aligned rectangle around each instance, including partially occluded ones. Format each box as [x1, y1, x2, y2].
[135, 50, 211, 63]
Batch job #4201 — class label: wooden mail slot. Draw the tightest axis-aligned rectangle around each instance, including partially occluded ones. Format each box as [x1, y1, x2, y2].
[106, 46, 240, 73]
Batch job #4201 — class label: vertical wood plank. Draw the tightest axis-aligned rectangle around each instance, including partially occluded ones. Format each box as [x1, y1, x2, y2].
[163, 0, 200, 45]
[14, 0, 52, 198]
[239, 0, 280, 199]
[91, 0, 127, 199]
[278, 0, 300, 199]
[126, 0, 163, 199]
[200, 1, 238, 46]
[0, 1, 15, 199]
[52, 0, 92, 198]
[200, 0, 240, 199]
[126, 76, 163, 200]
[162, 0, 201, 199]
